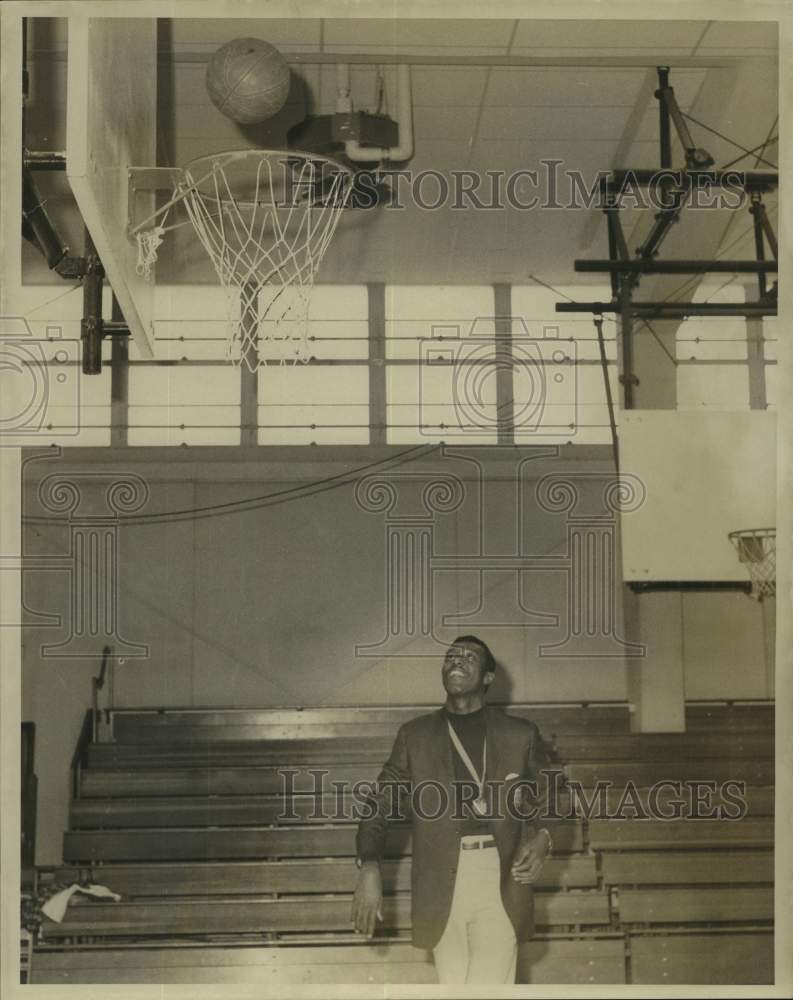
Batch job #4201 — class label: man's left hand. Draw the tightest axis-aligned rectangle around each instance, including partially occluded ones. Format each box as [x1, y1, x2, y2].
[510, 830, 551, 884]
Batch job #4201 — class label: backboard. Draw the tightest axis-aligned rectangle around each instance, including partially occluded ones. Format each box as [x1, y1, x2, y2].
[66, 17, 157, 358]
[620, 411, 776, 583]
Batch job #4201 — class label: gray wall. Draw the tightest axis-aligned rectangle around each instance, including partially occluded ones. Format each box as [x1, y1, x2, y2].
[21, 447, 772, 864]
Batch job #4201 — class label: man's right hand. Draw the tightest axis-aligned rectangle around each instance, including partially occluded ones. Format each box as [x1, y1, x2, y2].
[351, 862, 383, 937]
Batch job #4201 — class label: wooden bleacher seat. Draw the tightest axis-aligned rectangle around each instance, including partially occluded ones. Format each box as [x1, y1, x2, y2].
[588, 818, 773, 850]
[52, 855, 599, 897]
[29, 700, 773, 985]
[68, 783, 773, 830]
[551, 732, 773, 760]
[601, 849, 773, 886]
[62, 821, 585, 863]
[110, 703, 635, 743]
[629, 930, 773, 985]
[683, 703, 774, 732]
[31, 935, 631, 984]
[618, 886, 773, 924]
[40, 888, 612, 940]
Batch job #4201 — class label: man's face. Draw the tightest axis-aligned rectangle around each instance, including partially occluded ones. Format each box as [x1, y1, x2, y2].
[441, 642, 493, 696]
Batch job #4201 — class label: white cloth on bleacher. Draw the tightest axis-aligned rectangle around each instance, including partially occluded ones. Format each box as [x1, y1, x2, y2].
[41, 883, 121, 923]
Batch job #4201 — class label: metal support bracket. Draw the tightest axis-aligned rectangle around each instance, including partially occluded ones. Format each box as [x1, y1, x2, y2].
[127, 166, 181, 233]
[654, 66, 714, 169]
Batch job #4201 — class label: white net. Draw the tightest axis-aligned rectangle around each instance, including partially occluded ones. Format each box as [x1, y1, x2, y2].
[135, 223, 167, 281]
[173, 150, 354, 371]
[729, 528, 776, 601]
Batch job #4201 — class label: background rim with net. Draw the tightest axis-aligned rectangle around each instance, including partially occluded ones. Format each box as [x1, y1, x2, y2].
[728, 528, 776, 600]
[177, 148, 355, 371]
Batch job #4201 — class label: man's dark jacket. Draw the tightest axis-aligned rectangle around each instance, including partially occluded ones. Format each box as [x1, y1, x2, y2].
[356, 705, 555, 949]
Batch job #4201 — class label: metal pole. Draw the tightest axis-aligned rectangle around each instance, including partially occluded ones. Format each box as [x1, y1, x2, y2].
[656, 67, 672, 168]
[604, 208, 620, 299]
[750, 196, 768, 299]
[81, 231, 104, 375]
[575, 259, 778, 274]
[619, 300, 636, 409]
[556, 301, 777, 318]
[602, 170, 777, 193]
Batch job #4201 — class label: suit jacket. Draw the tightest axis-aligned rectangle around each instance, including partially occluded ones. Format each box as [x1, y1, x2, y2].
[356, 705, 556, 950]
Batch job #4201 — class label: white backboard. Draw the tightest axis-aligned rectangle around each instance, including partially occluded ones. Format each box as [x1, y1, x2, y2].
[66, 17, 157, 358]
[620, 411, 776, 582]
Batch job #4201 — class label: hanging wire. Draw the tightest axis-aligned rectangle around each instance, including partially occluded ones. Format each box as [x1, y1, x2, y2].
[721, 132, 778, 171]
[22, 280, 83, 318]
[680, 111, 778, 170]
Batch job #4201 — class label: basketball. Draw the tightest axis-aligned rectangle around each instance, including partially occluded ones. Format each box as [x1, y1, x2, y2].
[205, 37, 291, 125]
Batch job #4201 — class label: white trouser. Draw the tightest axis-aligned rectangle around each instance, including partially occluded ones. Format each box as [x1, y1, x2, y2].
[432, 835, 518, 984]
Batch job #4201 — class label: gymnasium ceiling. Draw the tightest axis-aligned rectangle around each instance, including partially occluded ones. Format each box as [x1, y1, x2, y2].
[25, 17, 779, 286]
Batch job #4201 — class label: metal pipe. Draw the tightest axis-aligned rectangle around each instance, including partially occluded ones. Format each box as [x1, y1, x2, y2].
[21, 167, 69, 270]
[336, 63, 352, 112]
[81, 232, 104, 375]
[604, 210, 620, 299]
[636, 195, 685, 261]
[344, 64, 414, 162]
[575, 259, 778, 274]
[556, 301, 777, 317]
[618, 297, 636, 409]
[750, 197, 768, 299]
[657, 67, 672, 169]
[761, 210, 778, 260]
[159, 51, 742, 69]
[24, 151, 66, 170]
[602, 170, 777, 192]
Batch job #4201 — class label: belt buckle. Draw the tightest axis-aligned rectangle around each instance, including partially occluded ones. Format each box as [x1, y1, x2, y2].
[462, 836, 492, 851]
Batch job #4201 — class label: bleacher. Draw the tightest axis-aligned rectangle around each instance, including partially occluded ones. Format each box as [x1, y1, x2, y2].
[30, 701, 774, 985]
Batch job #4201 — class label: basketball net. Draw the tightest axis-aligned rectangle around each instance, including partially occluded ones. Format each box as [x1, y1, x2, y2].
[728, 528, 776, 601]
[137, 150, 354, 371]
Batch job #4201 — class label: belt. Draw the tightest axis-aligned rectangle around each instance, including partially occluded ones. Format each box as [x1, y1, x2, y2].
[460, 836, 497, 851]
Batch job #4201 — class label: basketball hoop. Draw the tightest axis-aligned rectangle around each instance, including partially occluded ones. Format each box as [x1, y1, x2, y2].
[134, 149, 354, 370]
[728, 528, 776, 601]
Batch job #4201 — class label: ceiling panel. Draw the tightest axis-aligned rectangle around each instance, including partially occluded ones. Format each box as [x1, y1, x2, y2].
[412, 106, 480, 142]
[478, 106, 634, 142]
[401, 138, 476, 174]
[661, 69, 709, 107]
[510, 19, 706, 52]
[316, 65, 489, 114]
[409, 67, 490, 107]
[166, 18, 322, 50]
[323, 43, 511, 57]
[462, 136, 662, 170]
[484, 68, 647, 108]
[696, 21, 778, 51]
[322, 18, 516, 50]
